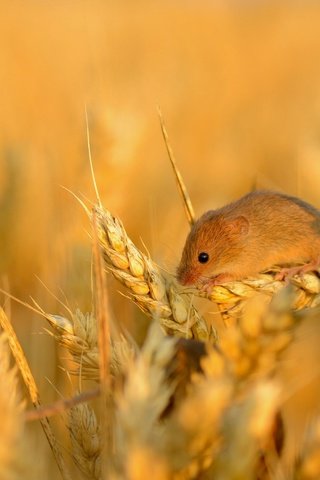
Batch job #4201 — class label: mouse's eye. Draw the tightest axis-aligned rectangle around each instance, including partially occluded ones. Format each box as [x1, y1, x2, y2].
[198, 252, 209, 264]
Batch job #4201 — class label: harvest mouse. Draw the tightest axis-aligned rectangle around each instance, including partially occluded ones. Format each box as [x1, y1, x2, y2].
[177, 190, 320, 290]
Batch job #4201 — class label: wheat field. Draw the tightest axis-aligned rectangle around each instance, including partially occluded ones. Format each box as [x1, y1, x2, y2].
[1, 0, 320, 478]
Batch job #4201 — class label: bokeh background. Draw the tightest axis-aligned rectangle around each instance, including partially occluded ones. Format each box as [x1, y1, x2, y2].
[2, 0, 320, 476]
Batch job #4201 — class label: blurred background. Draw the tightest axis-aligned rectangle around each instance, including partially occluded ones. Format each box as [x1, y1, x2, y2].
[2, 0, 320, 476]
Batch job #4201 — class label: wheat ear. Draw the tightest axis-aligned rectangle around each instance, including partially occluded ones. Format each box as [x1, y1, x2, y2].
[201, 270, 320, 325]
[0, 308, 72, 480]
[214, 286, 301, 380]
[93, 204, 215, 341]
[0, 332, 25, 479]
[69, 401, 101, 480]
[46, 309, 136, 381]
[115, 321, 176, 478]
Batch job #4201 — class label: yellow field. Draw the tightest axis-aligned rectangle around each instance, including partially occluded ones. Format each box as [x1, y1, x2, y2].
[1, 1, 320, 478]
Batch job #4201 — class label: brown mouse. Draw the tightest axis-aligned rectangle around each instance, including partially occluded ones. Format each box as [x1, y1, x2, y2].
[177, 190, 320, 290]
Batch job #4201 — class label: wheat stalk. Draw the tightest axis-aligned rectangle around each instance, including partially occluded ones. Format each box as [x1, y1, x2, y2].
[92, 210, 113, 479]
[25, 388, 100, 422]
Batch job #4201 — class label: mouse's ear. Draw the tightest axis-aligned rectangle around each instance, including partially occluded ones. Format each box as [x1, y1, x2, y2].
[227, 216, 249, 235]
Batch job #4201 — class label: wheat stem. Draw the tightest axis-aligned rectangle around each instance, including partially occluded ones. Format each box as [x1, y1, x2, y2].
[25, 388, 100, 422]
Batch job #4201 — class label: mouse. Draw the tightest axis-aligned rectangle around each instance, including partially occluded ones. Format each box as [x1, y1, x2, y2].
[176, 190, 320, 290]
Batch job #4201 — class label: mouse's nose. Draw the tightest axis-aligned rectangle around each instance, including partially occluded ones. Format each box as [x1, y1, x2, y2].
[176, 267, 197, 286]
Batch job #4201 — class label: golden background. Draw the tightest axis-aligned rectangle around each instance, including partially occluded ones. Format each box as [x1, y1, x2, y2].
[1, 0, 320, 476]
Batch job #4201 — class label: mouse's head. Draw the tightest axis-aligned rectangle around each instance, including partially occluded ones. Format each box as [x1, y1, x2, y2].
[176, 212, 249, 286]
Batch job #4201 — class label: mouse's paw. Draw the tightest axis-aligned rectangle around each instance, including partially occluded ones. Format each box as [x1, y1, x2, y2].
[275, 260, 320, 282]
[199, 273, 234, 293]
